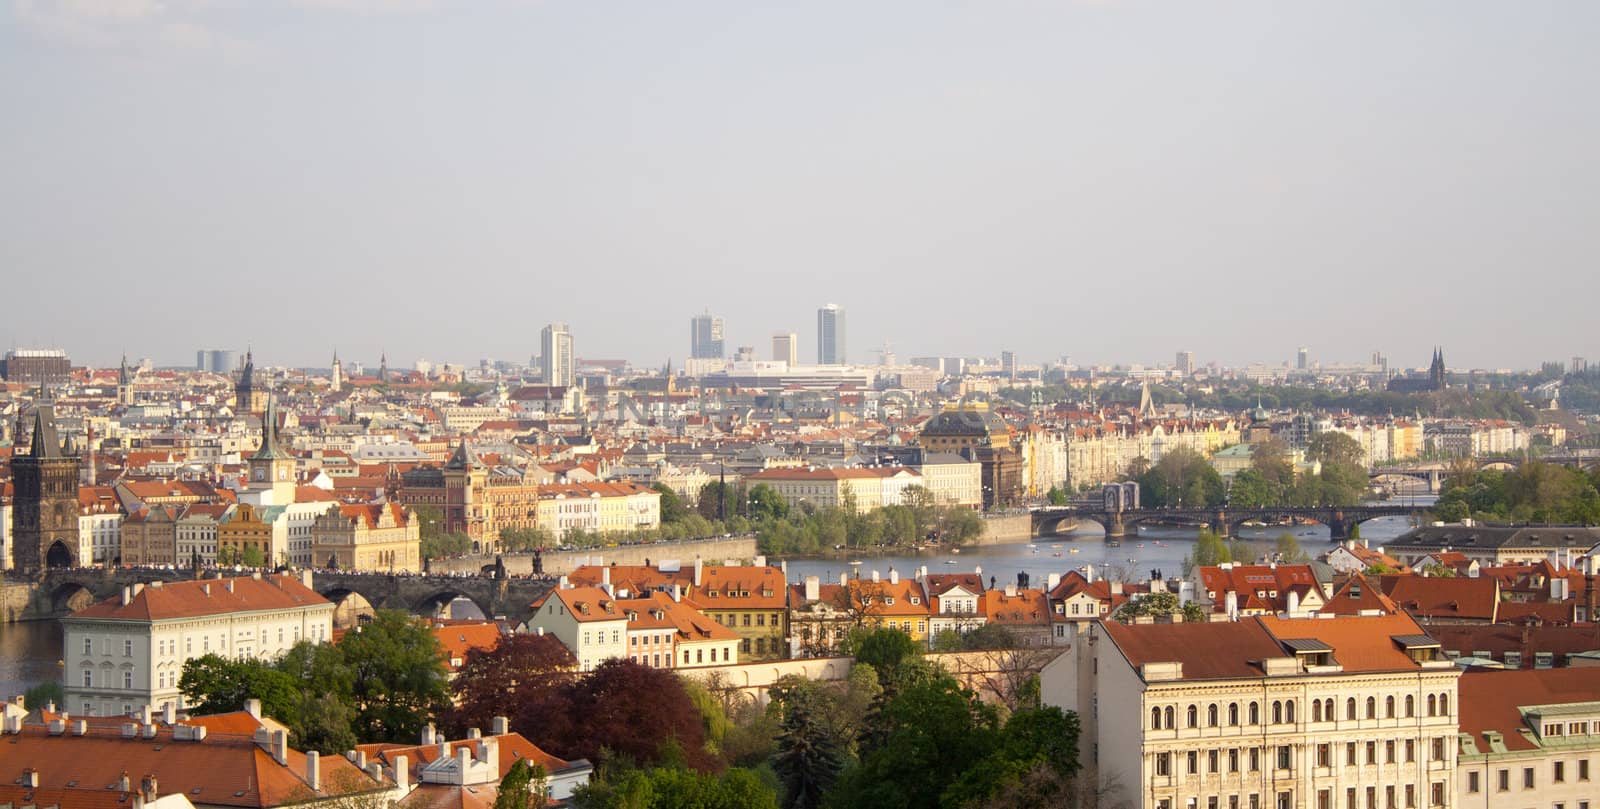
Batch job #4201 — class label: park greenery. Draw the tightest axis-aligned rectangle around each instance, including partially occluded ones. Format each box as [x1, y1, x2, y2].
[440, 626, 1085, 809]
[417, 483, 985, 562]
[1216, 433, 1371, 509]
[1433, 461, 1600, 524]
[178, 609, 450, 751]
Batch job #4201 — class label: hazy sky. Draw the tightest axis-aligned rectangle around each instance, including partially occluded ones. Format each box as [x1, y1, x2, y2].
[4, 1, 1596, 372]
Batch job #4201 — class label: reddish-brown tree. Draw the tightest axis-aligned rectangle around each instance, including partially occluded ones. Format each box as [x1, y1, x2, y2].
[446, 632, 577, 738]
[548, 659, 716, 772]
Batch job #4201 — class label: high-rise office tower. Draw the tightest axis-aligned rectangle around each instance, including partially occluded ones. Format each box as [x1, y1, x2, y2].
[541, 323, 574, 387]
[1297, 347, 1309, 370]
[1176, 350, 1196, 376]
[1001, 350, 1017, 379]
[773, 332, 798, 366]
[690, 311, 725, 359]
[817, 304, 846, 365]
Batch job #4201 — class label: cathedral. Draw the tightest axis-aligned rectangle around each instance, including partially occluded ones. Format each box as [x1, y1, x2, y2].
[1387, 348, 1447, 393]
[11, 403, 83, 574]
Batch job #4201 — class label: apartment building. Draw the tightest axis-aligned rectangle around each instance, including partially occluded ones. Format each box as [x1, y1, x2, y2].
[1456, 667, 1600, 809]
[1042, 613, 1461, 809]
[62, 572, 334, 716]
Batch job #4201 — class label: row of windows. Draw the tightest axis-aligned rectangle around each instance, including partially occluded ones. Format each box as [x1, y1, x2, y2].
[1152, 692, 1452, 731]
[1312, 738, 1447, 766]
[1466, 759, 1593, 792]
[1318, 783, 1447, 809]
[1158, 739, 1450, 779]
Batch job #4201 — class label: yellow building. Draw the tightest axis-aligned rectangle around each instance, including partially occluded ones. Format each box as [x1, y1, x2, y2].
[310, 503, 421, 572]
[744, 466, 923, 511]
[216, 502, 281, 566]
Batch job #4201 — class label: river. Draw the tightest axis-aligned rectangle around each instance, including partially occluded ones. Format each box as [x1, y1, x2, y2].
[780, 508, 1429, 593]
[2, 500, 1431, 691]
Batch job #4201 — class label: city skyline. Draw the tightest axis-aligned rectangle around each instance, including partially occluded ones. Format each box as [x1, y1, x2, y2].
[4, 3, 1598, 370]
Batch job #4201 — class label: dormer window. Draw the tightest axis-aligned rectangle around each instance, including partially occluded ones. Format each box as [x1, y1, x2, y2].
[885, 597, 895, 606]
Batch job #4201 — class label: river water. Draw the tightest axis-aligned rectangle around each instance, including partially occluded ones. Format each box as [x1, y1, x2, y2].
[1, 500, 1431, 692]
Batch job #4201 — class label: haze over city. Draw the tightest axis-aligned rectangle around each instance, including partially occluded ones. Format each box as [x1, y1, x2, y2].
[4, 2, 1596, 370]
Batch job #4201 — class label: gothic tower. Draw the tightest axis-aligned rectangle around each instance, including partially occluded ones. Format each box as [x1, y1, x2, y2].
[246, 396, 297, 506]
[116, 354, 135, 406]
[330, 351, 344, 393]
[236, 350, 268, 416]
[1429, 348, 1446, 391]
[11, 403, 83, 574]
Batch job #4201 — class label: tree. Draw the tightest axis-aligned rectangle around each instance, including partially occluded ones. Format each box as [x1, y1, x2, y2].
[1227, 468, 1279, 508]
[651, 483, 691, 525]
[697, 480, 736, 522]
[848, 628, 921, 690]
[23, 681, 63, 712]
[1046, 486, 1070, 506]
[447, 632, 575, 738]
[421, 531, 473, 561]
[547, 659, 714, 772]
[1250, 437, 1295, 489]
[1111, 591, 1186, 623]
[500, 526, 556, 552]
[572, 765, 778, 809]
[216, 545, 239, 566]
[494, 759, 549, 809]
[275, 640, 358, 753]
[1274, 532, 1308, 563]
[747, 484, 790, 522]
[339, 610, 451, 743]
[179, 653, 302, 724]
[1182, 529, 1233, 575]
[1138, 446, 1226, 508]
[826, 673, 1001, 809]
[938, 706, 1080, 808]
[773, 686, 844, 809]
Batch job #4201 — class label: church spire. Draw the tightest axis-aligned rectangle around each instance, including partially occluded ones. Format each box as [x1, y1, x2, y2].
[251, 396, 290, 460]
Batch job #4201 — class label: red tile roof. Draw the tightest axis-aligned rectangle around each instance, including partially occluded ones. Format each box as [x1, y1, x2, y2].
[1379, 575, 1500, 622]
[1257, 613, 1430, 673]
[1101, 619, 1285, 680]
[67, 574, 331, 621]
[1458, 667, 1600, 753]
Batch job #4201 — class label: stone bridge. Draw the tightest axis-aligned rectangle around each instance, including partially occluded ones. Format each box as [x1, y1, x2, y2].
[1031, 504, 1426, 542]
[3, 567, 553, 625]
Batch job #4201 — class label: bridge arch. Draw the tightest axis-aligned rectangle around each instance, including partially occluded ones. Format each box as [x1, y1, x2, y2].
[1478, 460, 1518, 472]
[1035, 513, 1085, 536]
[412, 589, 492, 621]
[319, 588, 377, 628]
[45, 541, 76, 569]
[51, 581, 97, 615]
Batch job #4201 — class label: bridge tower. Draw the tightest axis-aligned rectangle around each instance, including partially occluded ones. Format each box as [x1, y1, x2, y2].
[12, 404, 82, 574]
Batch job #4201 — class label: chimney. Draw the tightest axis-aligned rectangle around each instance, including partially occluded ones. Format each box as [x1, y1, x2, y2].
[140, 705, 152, 725]
[781, 560, 788, 577]
[122, 722, 139, 738]
[306, 750, 321, 791]
[132, 583, 144, 597]
[22, 769, 39, 788]
[73, 719, 87, 736]
[602, 567, 611, 586]
[1047, 572, 1061, 591]
[1110, 581, 1124, 595]
[455, 745, 472, 777]
[203, 583, 211, 596]
[694, 557, 704, 587]
[804, 576, 820, 602]
[467, 727, 482, 739]
[671, 583, 682, 602]
[871, 570, 880, 583]
[272, 729, 288, 766]
[120, 772, 132, 792]
[421, 723, 436, 746]
[352, 750, 367, 770]
[889, 568, 899, 585]
[755, 555, 767, 568]
[301, 570, 314, 589]
[122, 586, 132, 606]
[143, 724, 157, 739]
[244, 698, 262, 719]
[163, 702, 176, 725]
[919, 565, 928, 581]
[1005, 583, 1018, 598]
[224, 579, 234, 593]
[394, 754, 410, 792]
[1225, 590, 1239, 619]
[558, 575, 571, 590]
[1085, 564, 1095, 583]
[1287, 589, 1300, 616]
[491, 716, 509, 736]
[141, 774, 159, 803]
[840, 571, 848, 587]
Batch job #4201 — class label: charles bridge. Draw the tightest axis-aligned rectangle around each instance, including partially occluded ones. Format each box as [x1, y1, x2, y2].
[2, 566, 555, 625]
[1031, 503, 1426, 541]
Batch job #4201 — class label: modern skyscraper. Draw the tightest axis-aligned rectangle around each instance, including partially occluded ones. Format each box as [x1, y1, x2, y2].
[541, 323, 574, 387]
[773, 332, 798, 366]
[817, 304, 846, 365]
[690, 311, 725, 360]
[1001, 350, 1017, 379]
[1176, 350, 1196, 376]
[1297, 347, 1310, 370]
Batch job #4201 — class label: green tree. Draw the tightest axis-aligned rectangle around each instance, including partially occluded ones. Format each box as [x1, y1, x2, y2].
[774, 686, 844, 809]
[338, 610, 451, 743]
[848, 628, 921, 690]
[1250, 437, 1295, 489]
[275, 641, 359, 753]
[1182, 529, 1233, 575]
[697, 480, 736, 522]
[1138, 446, 1226, 508]
[652, 483, 691, 524]
[747, 484, 790, 522]
[1227, 468, 1280, 508]
[938, 706, 1081, 808]
[178, 654, 301, 724]
[573, 765, 778, 809]
[494, 759, 549, 809]
[23, 681, 64, 712]
[1112, 591, 1188, 623]
[1274, 532, 1308, 563]
[500, 526, 556, 552]
[1046, 486, 1070, 506]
